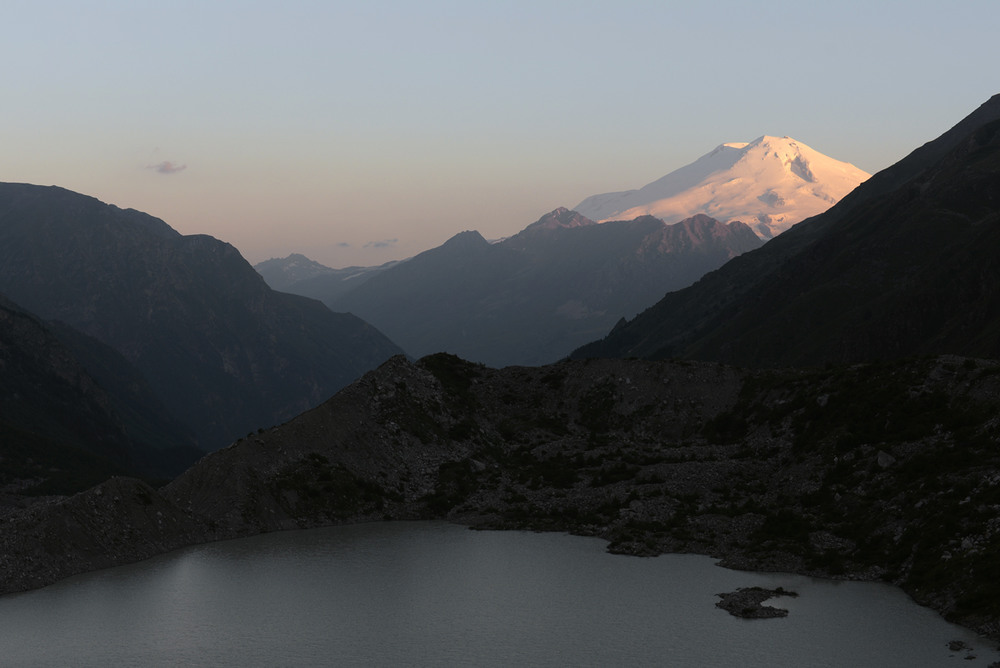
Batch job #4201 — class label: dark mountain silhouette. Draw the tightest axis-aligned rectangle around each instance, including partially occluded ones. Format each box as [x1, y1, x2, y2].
[0, 294, 197, 496]
[309, 208, 761, 367]
[44, 318, 202, 476]
[572, 94, 1000, 366]
[0, 184, 404, 449]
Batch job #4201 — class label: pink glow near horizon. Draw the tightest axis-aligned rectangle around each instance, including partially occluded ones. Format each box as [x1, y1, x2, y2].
[1, 1, 995, 267]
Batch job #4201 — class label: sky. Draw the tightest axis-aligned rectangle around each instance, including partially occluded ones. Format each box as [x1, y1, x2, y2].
[2, 1, 997, 268]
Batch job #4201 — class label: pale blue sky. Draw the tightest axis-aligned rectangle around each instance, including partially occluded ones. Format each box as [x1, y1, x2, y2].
[2, 1, 996, 266]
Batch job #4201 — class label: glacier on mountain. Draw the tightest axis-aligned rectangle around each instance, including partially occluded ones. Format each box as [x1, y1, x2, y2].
[574, 136, 870, 239]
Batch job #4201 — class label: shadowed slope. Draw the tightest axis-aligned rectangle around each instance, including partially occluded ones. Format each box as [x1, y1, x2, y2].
[0, 184, 404, 449]
[572, 94, 1000, 366]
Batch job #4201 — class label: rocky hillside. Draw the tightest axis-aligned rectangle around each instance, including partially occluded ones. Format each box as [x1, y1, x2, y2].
[0, 184, 404, 449]
[4, 353, 1000, 641]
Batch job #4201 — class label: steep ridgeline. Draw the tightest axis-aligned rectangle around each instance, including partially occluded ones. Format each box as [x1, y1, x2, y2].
[318, 209, 761, 367]
[4, 353, 1000, 641]
[0, 184, 404, 450]
[573, 94, 1000, 367]
[574, 135, 870, 239]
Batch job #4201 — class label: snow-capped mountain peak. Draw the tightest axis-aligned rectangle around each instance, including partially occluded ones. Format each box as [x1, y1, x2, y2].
[574, 136, 870, 239]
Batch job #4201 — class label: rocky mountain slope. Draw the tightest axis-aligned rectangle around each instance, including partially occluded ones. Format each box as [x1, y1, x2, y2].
[0, 184, 404, 450]
[316, 209, 761, 367]
[573, 94, 1000, 367]
[4, 352, 1000, 642]
[574, 135, 870, 239]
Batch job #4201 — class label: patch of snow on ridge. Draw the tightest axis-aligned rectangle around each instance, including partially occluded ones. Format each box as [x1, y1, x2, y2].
[574, 136, 870, 239]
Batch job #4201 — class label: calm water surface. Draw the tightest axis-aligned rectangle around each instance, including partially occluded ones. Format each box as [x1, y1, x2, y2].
[0, 521, 996, 667]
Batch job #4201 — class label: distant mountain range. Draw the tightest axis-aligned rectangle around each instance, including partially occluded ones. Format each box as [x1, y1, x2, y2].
[0, 184, 404, 457]
[256, 254, 403, 303]
[573, 94, 1000, 366]
[573, 135, 870, 239]
[258, 135, 866, 367]
[254, 253, 341, 291]
[259, 210, 763, 367]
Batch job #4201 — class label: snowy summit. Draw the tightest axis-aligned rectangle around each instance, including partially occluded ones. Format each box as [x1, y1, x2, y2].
[573, 136, 870, 239]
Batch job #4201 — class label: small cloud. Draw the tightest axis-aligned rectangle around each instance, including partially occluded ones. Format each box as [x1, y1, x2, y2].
[148, 161, 187, 175]
[364, 238, 398, 249]
[337, 242, 351, 248]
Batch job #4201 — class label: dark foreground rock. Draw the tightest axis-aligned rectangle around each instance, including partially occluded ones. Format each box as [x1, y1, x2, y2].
[3, 353, 1000, 644]
[715, 586, 798, 619]
[0, 477, 209, 592]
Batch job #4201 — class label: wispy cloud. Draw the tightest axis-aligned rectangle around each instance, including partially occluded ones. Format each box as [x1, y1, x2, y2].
[337, 242, 351, 248]
[147, 160, 187, 175]
[364, 238, 398, 248]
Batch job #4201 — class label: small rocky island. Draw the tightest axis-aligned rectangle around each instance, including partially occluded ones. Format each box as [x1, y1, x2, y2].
[716, 586, 799, 619]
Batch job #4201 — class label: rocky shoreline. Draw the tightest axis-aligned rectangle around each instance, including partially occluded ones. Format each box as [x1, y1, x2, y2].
[3, 354, 1000, 646]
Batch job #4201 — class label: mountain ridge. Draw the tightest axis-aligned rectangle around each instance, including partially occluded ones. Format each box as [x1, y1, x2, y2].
[254, 253, 339, 292]
[319, 211, 762, 367]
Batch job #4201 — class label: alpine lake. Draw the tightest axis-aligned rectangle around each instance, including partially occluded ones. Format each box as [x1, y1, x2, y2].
[1, 521, 997, 667]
